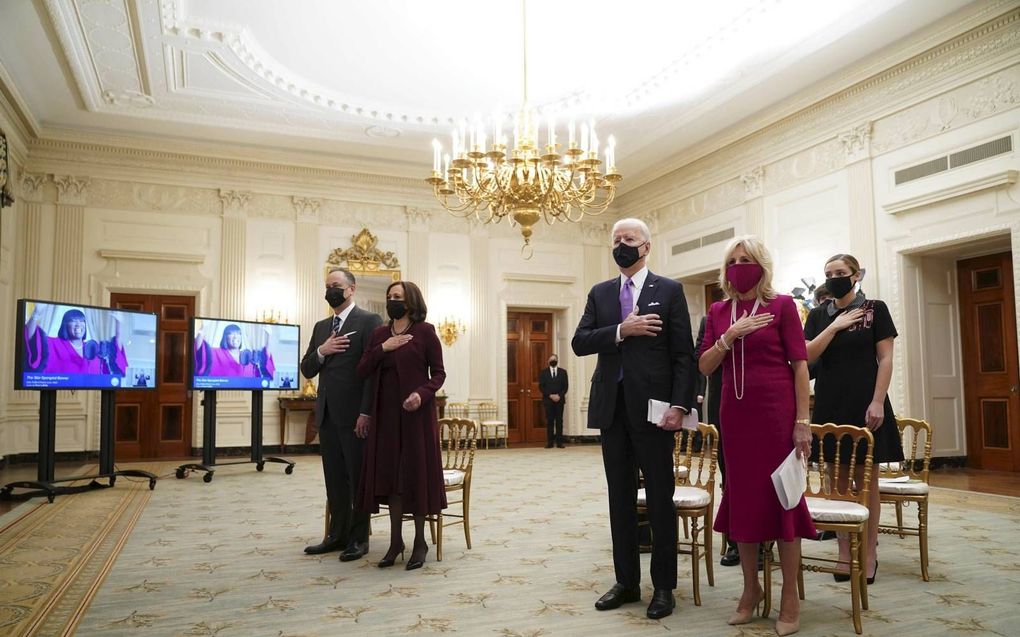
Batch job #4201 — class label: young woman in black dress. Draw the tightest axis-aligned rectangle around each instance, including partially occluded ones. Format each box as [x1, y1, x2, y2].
[805, 254, 902, 584]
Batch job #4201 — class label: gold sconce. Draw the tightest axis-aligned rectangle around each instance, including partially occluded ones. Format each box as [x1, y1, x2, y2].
[437, 316, 466, 347]
[256, 309, 289, 324]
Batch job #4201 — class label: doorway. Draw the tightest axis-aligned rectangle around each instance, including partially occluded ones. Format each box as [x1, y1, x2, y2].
[110, 293, 195, 459]
[506, 310, 553, 444]
[958, 252, 1020, 471]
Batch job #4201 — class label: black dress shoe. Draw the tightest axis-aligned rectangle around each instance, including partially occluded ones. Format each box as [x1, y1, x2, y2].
[339, 541, 369, 562]
[720, 543, 740, 567]
[594, 583, 641, 610]
[545, 443, 554, 448]
[646, 589, 675, 619]
[304, 536, 344, 555]
[556, 442, 565, 448]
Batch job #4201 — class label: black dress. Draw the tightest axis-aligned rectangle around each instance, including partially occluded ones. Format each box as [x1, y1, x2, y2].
[805, 297, 904, 464]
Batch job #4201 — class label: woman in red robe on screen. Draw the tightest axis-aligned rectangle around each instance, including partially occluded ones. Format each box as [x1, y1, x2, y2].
[24, 307, 128, 375]
[194, 323, 275, 379]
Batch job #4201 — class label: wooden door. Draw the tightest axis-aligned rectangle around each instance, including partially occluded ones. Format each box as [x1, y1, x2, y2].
[110, 293, 194, 459]
[958, 252, 1020, 471]
[506, 311, 553, 444]
[704, 282, 724, 312]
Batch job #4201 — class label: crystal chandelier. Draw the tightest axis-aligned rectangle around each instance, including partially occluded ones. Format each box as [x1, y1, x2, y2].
[425, 0, 621, 258]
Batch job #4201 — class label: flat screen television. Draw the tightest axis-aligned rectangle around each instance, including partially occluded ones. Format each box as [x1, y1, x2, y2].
[189, 317, 300, 391]
[15, 298, 159, 390]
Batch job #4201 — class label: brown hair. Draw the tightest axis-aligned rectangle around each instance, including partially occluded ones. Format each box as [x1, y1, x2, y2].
[824, 254, 861, 275]
[386, 280, 428, 323]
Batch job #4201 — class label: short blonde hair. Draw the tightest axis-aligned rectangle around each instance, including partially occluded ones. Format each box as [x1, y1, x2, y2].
[717, 235, 778, 302]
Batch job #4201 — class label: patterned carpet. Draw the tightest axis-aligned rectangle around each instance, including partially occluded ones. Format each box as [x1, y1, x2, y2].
[4, 448, 1019, 636]
[0, 467, 159, 637]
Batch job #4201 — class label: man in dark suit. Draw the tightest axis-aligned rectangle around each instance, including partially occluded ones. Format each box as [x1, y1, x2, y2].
[301, 267, 383, 561]
[572, 218, 697, 620]
[538, 354, 569, 448]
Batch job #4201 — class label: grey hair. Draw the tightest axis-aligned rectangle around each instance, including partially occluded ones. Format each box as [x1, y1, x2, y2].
[327, 266, 356, 286]
[611, 218, 651, 243]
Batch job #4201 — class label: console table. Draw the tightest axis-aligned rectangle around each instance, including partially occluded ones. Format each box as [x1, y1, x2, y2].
[278, 396, 316, 453]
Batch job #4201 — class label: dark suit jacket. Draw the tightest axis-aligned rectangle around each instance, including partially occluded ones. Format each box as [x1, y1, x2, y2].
[300, 305, 383, 430]
[538, 367, 569, 403]
[572, 271, 697, 430]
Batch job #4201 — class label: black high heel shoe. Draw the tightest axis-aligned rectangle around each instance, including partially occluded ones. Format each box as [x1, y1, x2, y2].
[406, 543, 429, 571]
[867, 561, 878, 585]
[377, 543, 405, 568]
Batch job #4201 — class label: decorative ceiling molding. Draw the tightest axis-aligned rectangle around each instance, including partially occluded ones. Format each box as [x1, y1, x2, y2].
[617, 6, 1020, 216]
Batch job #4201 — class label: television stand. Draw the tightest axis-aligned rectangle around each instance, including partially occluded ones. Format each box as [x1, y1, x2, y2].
[0, 390, 156, 502]
[176, 390, 295, 482]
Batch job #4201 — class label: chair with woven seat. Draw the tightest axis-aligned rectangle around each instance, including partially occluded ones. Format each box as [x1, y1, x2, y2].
[637, 423, 718, 606]
[878, 417, 933, 581]
[429, 418, 476, 561]
[475, 401, 508, 449]
[763, 423, 875, 635]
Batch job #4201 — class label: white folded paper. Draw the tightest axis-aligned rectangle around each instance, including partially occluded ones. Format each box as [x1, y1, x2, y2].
[647, 399, 699, 430]
[771, 449, 807, 510]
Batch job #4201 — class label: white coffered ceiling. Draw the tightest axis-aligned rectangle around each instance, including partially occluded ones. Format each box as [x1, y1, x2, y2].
[0, 0, 992, 191]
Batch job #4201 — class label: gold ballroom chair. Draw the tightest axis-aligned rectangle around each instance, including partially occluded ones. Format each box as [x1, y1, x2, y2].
[637, 423, 718, 605]
[878, 417, 933, 581]
[762, 423, 875, 635]
[476, 401, 508, 449]
[430, 418, 477, 561]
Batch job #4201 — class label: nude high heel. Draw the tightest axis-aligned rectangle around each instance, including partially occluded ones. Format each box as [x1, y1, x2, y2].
[728, 587, 764, 625]
[775, 618, 800, 636]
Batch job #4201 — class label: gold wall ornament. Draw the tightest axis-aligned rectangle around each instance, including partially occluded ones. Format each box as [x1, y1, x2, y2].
[424, 0, 620, 259]
[0, 130, 14, 209]
[436, 316, 466, 347]
[325, 227, 401, 281]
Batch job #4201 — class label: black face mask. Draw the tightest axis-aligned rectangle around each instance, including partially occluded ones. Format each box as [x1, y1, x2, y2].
[612, 242, 645, 269]
[325, 287, 347, 308]
[825, 276, 854, 299]
[550, 360, 558, 368]
[386, 300, 408, 321]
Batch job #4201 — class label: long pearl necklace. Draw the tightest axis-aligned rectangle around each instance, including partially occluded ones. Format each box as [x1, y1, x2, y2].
[729, 296, 762, 400]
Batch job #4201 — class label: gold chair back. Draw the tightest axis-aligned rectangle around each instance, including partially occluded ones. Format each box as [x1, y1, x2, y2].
[809, 423, 876, 504]
[475, 401, 498, 421]
[445, 402, 470, 419]
[675, 423, 719, 491]
[440, 418, 477, 472]
[881, 417, 932, 482]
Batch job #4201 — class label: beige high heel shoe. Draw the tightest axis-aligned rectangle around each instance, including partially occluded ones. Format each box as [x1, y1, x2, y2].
[727, 587, 764, 625]
[775, 618, 800, 636]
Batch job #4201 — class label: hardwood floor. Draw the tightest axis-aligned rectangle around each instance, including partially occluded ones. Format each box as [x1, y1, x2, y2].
[929, 467, 1020, 497]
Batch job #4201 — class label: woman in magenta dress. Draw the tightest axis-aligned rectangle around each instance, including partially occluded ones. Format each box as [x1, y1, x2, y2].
[698, 236, 814, 636]
[194, 323, 275, 380]
[355, 280, 446, 571]
[24, 306, 128, 375]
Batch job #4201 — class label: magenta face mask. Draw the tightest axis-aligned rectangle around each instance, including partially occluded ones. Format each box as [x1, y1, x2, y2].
[726, 263, 763, 294]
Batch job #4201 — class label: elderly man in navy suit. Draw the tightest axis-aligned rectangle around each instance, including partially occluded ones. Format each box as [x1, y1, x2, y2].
[572, 218, 698, 619]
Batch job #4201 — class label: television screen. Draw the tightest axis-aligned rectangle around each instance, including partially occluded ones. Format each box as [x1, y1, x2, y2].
[190, 317, 300, 391]
[16, 299, 158, 390]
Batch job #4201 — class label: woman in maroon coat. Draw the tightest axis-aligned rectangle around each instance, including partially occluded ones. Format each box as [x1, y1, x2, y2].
[355, 280, 447, 570]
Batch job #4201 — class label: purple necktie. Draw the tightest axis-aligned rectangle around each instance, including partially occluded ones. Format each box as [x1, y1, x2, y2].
[619, 278, 633, 380]
[620, 277, 634, 323]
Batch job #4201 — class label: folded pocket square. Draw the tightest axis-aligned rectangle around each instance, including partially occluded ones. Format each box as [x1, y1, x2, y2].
[647, 301, 661, 307]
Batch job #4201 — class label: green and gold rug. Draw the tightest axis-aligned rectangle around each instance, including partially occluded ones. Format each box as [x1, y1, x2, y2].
[0, 465, 164, 637]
